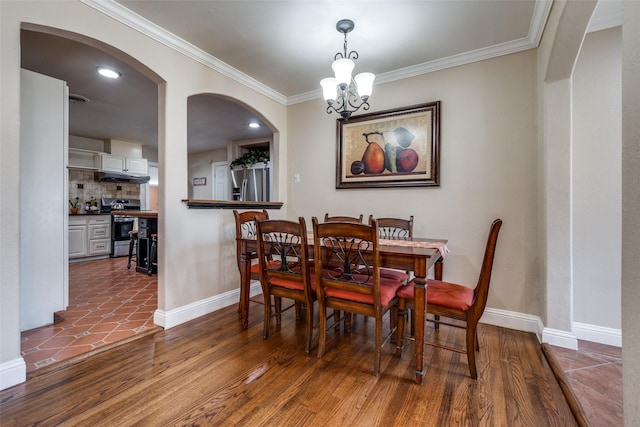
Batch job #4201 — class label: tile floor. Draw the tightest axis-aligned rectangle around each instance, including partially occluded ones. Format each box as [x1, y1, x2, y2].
[546, 340, 623, 426]
[21, 257, 158, 373]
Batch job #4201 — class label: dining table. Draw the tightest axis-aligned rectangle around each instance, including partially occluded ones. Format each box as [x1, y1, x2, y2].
[237, 231, 448, 384]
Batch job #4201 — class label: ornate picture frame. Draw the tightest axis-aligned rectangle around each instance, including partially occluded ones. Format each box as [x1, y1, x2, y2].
[336, 101, 440, 189]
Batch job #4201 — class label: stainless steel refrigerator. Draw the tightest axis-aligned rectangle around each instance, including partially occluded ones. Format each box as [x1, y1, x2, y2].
[230, 165, 270, 201]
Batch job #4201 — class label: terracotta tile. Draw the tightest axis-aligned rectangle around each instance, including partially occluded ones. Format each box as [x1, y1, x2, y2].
[21, 257, 157, 374]
[55, 344, 95, 360]
[39, 335, 78, 350]
[72, 332, 110, 346]
[105, 330, 139, 343]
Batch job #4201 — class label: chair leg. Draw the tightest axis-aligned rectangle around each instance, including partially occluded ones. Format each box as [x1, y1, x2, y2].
[390, 306, 397, 344]
[318, 304, 327, 358]
[275, 297, 282, 325]
[374, 315, 382, 376]
[263, 294, 271, 339]
[395, 299, 406, 356]
[304, 302, 314, 354]
[466, 321, 478, 379]
[295, 301, 302, 320]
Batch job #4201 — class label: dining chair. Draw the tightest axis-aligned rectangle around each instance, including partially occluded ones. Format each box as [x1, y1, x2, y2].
[395, 218, 502, 379]
[368, 215, 414, 239]
[256, 217, 317, 353]
[367, 215, 415, 336]
[323, 213, 364, 223]
[233, 209, 270, 324]
[312, 217, 405, 376]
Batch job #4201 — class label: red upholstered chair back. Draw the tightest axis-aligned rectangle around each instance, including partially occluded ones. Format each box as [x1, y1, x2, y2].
[255, 216, 316, 353]
[469, 218, 503, 320]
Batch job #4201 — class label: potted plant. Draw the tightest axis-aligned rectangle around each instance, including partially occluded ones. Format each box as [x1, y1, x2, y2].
[69, 197, 80, 214]
[230, 149, 270, 169]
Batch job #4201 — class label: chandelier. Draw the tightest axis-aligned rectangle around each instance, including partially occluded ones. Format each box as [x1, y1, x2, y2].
[320, 19, 375, 120]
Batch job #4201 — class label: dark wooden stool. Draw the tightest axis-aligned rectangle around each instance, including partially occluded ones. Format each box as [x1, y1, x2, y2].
[148, 234, 158, 276]
[127, 230, 138, 269]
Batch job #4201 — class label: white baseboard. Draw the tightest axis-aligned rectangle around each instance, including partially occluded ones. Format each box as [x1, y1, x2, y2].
[542, 327, 579, 350]
[480, 307, 544, 341]
[0, 358, 26, 391]
[154, 281, 262, 329]
[573, 322, 622, 347]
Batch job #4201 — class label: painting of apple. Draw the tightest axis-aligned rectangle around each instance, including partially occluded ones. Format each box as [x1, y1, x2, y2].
[396, 148, 419, 172]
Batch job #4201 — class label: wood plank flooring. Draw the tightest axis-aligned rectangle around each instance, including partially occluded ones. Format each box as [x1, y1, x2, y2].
[0, 304, 577, 426]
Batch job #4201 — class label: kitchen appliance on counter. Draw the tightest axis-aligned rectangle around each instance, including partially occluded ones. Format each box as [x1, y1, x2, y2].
[101, 197, 141, 257]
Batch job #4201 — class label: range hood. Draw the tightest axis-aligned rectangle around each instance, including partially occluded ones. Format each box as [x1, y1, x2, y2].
[94, 171, 150, 184]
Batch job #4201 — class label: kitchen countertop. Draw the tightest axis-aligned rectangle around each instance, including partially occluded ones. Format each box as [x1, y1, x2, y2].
[69, 213, 109, 216]
[111, 210, 158, 218]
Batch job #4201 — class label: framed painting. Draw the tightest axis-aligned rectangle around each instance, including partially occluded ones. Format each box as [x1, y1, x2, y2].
[193, 177, 207, 186]
[336, 101, 440, 189]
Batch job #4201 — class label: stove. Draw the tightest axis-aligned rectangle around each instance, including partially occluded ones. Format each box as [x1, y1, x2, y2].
[101, 198, 141, 257]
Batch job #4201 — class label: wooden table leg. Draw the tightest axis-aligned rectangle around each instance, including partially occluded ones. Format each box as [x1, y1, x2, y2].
[434, 256, 444, 281]
[413, 258, 427, 384]
[237, 239, 252, 329]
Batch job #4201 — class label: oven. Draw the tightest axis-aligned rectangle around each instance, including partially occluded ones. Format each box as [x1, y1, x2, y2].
[101, 198, 141, 258]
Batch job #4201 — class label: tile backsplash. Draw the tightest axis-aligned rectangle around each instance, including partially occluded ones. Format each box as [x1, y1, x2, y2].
[69, 169, 141, 212]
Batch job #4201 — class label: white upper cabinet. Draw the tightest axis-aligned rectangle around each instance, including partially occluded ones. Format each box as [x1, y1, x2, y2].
[99, 153, 148, 176]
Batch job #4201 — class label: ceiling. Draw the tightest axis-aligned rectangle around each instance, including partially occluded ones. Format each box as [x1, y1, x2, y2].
[20, 0, 621, 154]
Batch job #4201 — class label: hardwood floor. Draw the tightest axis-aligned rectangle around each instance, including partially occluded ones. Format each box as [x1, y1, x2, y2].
[1, 304, 577, 426]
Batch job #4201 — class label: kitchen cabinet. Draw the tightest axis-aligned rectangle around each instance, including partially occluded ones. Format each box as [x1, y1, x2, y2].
[68, 148, 100, 170]
[69, 215, 111, 259]
[99, 153, 148, 176]
[68, 220, 87, 258]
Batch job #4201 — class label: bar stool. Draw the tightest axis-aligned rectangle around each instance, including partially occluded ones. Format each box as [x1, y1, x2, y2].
[148, 234, 158, 276]
[127, 230, 138, 269]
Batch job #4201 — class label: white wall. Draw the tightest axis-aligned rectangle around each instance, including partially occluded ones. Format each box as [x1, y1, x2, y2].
[288, 51, 541, 318]
[573, 27, 622, 330]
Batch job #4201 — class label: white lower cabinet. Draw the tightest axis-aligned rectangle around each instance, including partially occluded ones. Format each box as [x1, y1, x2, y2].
[68, 224, 87, 258]
[69, 215, 111, 259]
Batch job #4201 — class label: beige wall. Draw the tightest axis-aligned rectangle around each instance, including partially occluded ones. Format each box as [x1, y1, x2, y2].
[573, 27, 622, 330]
[289, 51, 541, 317]
[622, 1, 640, 423]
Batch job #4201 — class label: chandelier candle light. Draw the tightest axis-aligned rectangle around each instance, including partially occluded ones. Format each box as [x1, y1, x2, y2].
[320, 19, 375, 119]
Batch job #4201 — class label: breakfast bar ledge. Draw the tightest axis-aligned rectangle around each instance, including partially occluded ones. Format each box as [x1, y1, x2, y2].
[181, 199, 283, 210]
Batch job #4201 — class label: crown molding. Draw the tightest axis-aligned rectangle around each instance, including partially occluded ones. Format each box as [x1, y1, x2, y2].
[82, 0, 553, 108]
[80, 0, 287, 106]
[587, 6, 622, 33]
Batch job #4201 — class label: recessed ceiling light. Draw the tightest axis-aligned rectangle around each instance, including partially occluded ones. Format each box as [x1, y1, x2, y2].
[248, 122, 260, 129]
[97, 67, 121, 79]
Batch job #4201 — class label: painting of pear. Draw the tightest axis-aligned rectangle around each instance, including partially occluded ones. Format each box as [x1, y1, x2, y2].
[362, 142, 385, 174]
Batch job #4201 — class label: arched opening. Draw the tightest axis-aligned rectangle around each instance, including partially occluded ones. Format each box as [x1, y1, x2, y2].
[187, 94, 275, 201]
[19, 25, 163, 372]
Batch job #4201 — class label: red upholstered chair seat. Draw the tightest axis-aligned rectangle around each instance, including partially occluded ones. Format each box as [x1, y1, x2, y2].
[396, 279, 474, 311]
[323, 274, 404, 306]
[270, 275, 317, 292]
[250, 260, 282, 274]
